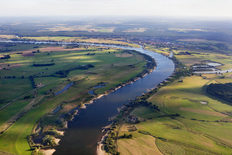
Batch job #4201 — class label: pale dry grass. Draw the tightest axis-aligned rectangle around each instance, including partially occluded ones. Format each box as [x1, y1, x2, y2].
[180, 107, 227, 117]
[115, 53, 133, 57]
[118, 135, 163, 155]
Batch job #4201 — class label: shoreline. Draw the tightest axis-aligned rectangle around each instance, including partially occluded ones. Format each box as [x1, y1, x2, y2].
[33, 43, 161, 155]
[96, 131, 109, 155]
[51, 51, 157, 155]
[94, 53, 175, 155]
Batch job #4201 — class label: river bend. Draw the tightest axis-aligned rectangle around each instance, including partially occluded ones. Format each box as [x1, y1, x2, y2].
[0, 40, 174, 155]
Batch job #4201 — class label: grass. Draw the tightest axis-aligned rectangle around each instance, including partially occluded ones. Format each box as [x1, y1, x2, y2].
[136, 117, 232, 154]
[175, 49, 232, 70]
[0, 78, 33, 103]
[117, 132, 162, 155]
[0, 99, 32, 128]
[20, 36, 140, 48]
[156, 139, 185, 155]
[117, 73, 232, 154]
[0, 44, 148, 154]
[145, 44, 232, 70]
[148, 75, 232, 120]
[42, 25, 115, 33]
[34, 76, 61, 86]
[119, 41, 232, 155]
[132, 106, 161, 119]
[0, 47, 143, 100]
[0, 80, 90, 154]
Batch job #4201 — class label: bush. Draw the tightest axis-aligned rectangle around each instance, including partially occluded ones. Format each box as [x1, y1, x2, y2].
[24, 95, 30, 99]
[42, 135, 56, 146]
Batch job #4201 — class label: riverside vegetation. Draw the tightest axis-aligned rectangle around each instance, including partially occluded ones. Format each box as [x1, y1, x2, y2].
[0, 40, 155, 155]
[1, 18, 232, 154]
[110, 43, 232, 155]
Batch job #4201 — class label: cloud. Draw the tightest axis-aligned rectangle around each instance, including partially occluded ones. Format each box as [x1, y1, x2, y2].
[0, 0, 232, 17]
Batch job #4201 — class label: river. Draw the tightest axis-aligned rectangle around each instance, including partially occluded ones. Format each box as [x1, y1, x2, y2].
[0, 40, 174, 155]
[53, 45, 174, 155]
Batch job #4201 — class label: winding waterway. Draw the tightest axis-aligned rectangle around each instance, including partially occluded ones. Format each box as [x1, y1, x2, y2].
[54, 45, 174, 155]
[0, 40, 174, 155]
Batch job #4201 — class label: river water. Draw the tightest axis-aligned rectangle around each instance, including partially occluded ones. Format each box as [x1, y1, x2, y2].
[0, 40, 174, 155]
[53, 45, 174, 155]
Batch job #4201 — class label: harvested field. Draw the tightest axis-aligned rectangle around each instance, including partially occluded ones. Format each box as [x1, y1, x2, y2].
[115, 53, 133, 57]
[18, 46, 82, 57]
[226, 74, 232, 78]
[123, 28, 147, 32]
[21, 53, 34, 56]
[180, 107, 227, 117]
[118, 134, 163, 155]
[38, 46, 82, 52]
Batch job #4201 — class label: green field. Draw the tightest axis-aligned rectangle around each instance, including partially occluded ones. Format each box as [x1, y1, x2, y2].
[145, 44, 232, 70]
[19, 36, 140, 48]
[132, 106, 161, 119]
[0, 43, 148, 154]
[117, 73, 232, 154]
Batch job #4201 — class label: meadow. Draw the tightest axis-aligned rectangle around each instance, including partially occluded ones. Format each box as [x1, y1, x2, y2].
[13, 36, 140, 48]
[145, 44, 232, 70]
[0, 43, 148, 154]
[117, 43, 232, 154]
[117, 74, 232, 154]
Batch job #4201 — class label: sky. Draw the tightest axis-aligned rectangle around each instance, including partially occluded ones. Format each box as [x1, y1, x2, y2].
[1, 0, 232, 18]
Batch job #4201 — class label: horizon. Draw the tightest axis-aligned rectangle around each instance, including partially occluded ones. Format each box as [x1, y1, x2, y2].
[1, 0, 232, 18]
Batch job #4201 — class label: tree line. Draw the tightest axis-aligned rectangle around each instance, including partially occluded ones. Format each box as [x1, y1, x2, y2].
[206, 83, 232, 102]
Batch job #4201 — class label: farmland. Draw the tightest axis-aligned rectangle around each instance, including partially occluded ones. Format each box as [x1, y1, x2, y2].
[116, 41, 232, 155]
[117, 74, 232, 155]
[1, 17, 232, 155]
[0, 42, 149, 155]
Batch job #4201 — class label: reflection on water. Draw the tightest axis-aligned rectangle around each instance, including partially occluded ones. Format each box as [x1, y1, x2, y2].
[55, 83, 74, 96]
[89, 83, 108, 95]
[52, 105, 62, 114]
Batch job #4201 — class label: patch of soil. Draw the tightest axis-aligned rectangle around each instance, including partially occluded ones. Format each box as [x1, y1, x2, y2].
[18, 46, 82, 57]
[22, 53, 35, 56]
[180, 107, 227, 117]
[40, 46, 82, 52]
[0, 63, 22, 69]
[10, 63, 22, 68]
[115, 53, 133, 57]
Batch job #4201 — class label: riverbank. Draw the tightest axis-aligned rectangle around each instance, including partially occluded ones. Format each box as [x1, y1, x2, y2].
[52, 43, 174, 155]
[98, 54, 194, 154]
[0, 40, 174, 155]
[26, 44, 156, 154]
